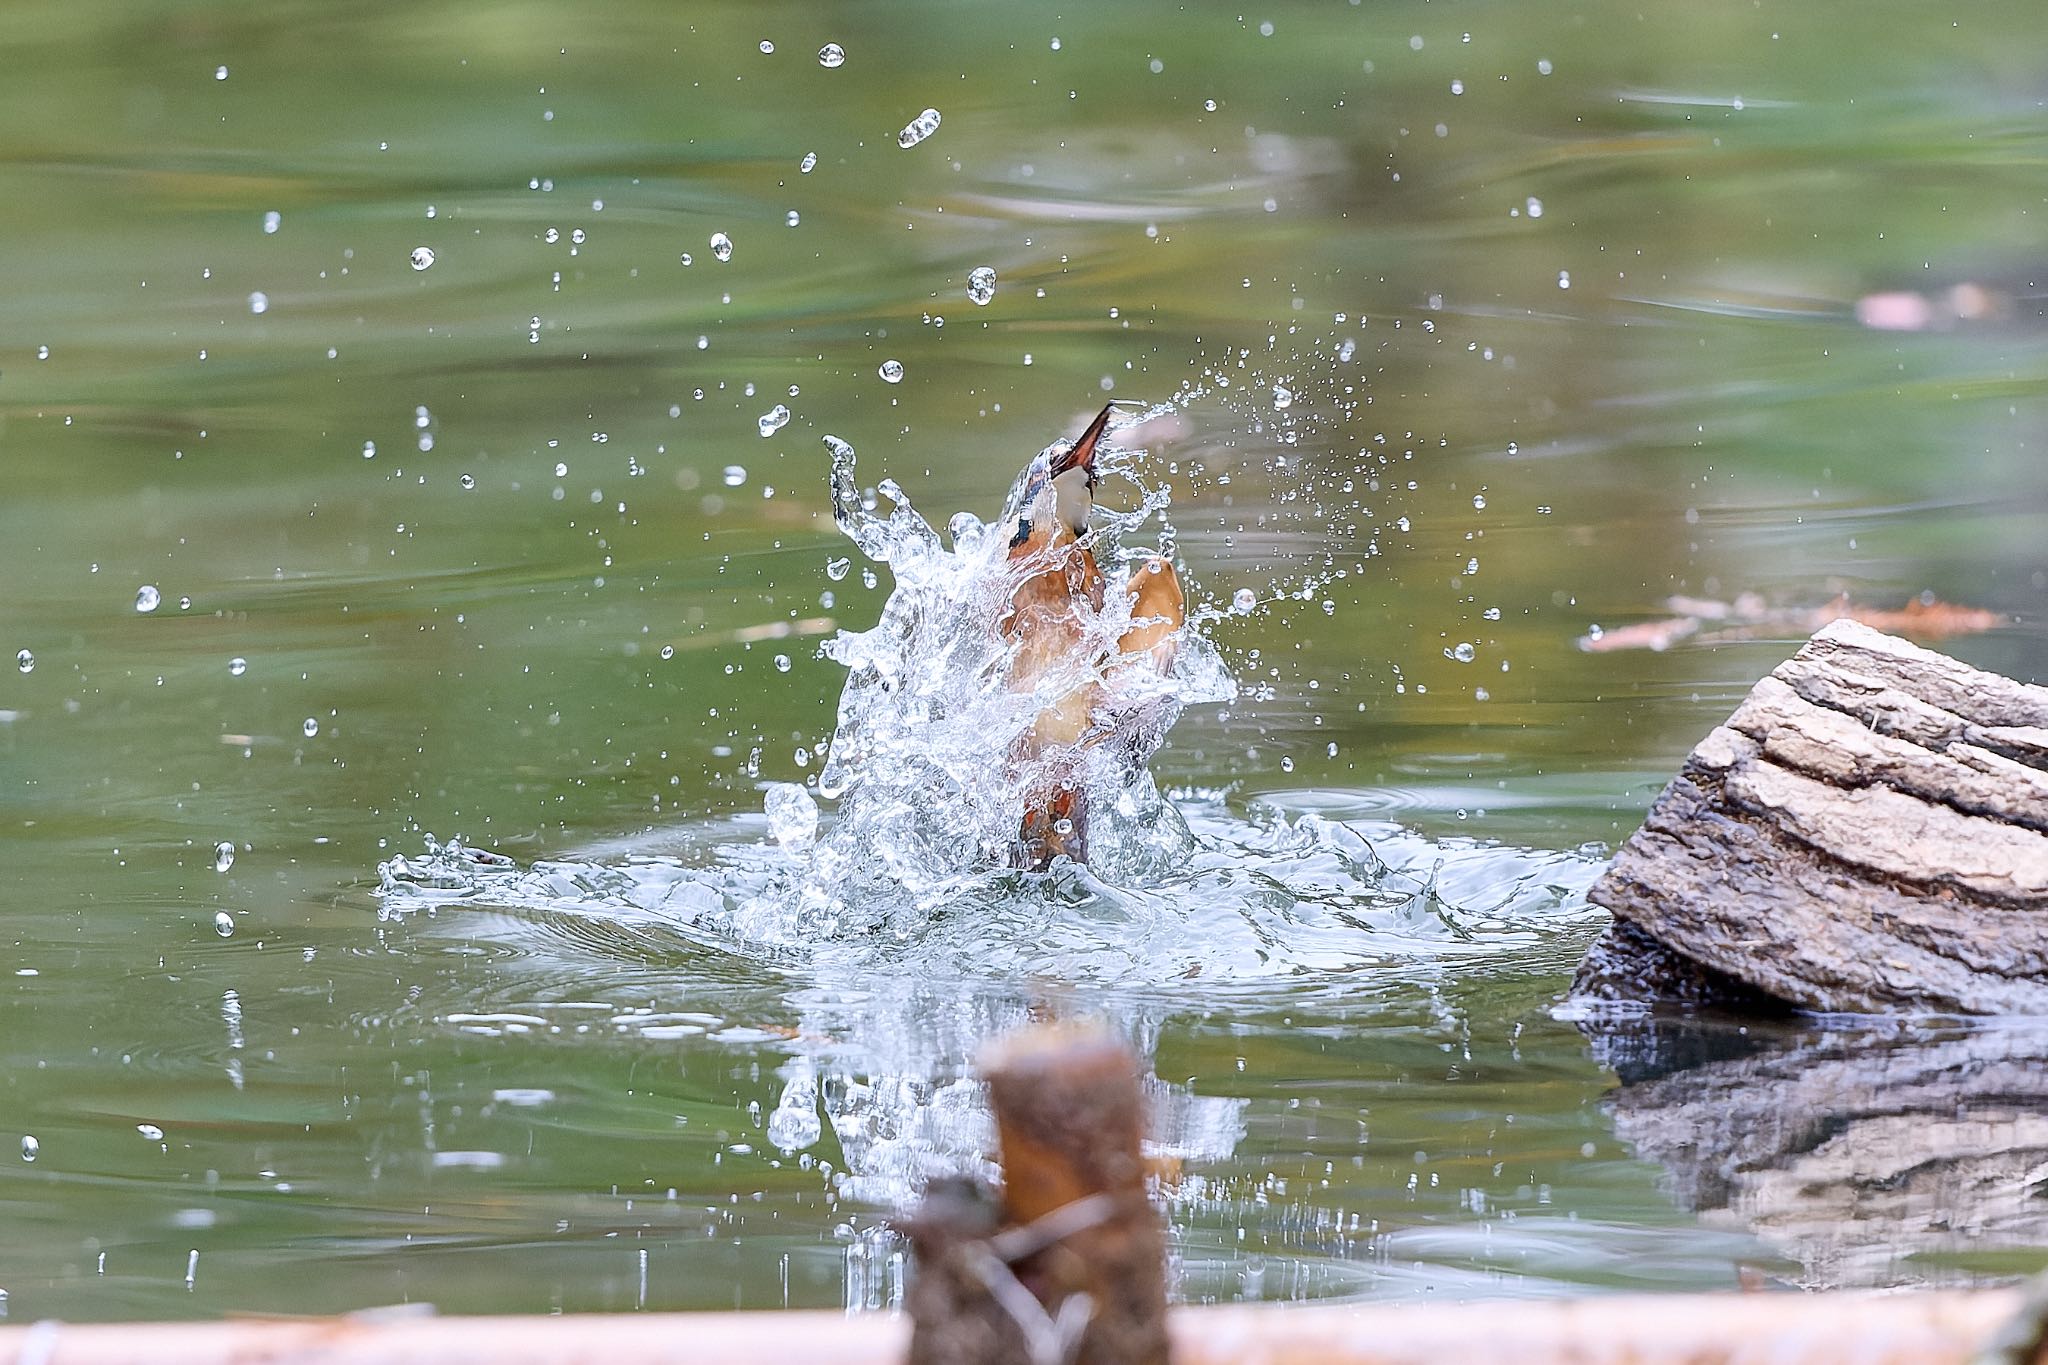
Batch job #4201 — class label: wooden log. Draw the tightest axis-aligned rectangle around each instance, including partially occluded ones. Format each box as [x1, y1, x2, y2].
[1574, 619, 2048, 1012]
[0, 1290, 2028, 1365]
[905, 1023, 1169, 1365]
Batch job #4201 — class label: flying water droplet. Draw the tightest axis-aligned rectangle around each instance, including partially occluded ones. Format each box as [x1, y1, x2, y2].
[825, 557, 851, 581]
[723, 465, 747, 487]
[1231, 588, 1257, 613]
[758, 405, 791, 437]
[302, 717, 319, 738]
[15, 649, 32, 674]
[967, 266, 997, 306]
[799, 151, 817, 173]
[1449, 642, 1476, 663]
[213, 911, 235, 937]
[262, 211, 281, 234]
[878, 359, 904, 383]
[248, 291, 269, 315]
[709, 232, 733, 262]
[773, 654, 792, 673]
[1472, 494, 1487, 509]
[135, 585, 161, 613]
[410, 246, 435, 270]
[896, 107, 942, 149]
[1271, 385, 1293, 410]
[818, 43, 845, 68]
[1525, 197, 1544, 219]
[214, 841, 235, 873]
[19, 1136, 37, 1163]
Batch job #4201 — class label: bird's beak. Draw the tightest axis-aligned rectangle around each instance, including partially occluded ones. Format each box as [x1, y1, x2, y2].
[1049, 402, 1117, 482]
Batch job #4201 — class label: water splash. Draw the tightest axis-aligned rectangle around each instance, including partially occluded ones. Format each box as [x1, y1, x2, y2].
[379, 401, 1600, 981]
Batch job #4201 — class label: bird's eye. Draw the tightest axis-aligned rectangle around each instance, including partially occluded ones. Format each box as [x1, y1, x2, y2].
[1009, 516, 1034, 548]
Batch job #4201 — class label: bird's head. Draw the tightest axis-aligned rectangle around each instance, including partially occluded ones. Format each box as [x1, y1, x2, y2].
[1006, 403, 1115, 562]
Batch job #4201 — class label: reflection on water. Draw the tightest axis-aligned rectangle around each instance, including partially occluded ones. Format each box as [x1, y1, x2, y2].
[1585, 1016, 2048, 1290]
[378, 796, 1604, 1305]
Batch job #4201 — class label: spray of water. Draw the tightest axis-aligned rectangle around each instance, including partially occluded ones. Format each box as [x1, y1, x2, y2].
[380, 393, 1601, 982]
[744, 411, 1235, 939]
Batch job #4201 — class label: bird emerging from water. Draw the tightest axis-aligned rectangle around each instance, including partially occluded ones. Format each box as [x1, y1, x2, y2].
[998, 403, 1186, 868]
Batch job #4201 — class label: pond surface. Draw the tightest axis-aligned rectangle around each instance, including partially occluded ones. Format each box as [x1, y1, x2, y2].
[3, 0, 2047, 1323]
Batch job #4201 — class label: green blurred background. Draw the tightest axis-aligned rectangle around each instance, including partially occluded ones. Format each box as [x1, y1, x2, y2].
[1, 0, 2044, 1324]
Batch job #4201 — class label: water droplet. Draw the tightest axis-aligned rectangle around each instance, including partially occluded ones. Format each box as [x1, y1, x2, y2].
[214, 65, 229, 81]
[709, 231, 733, 262]
[19, 1136, 37, 1163]
[261, 211, 281, 235]
[1525, 197, 1543, 219]
[1483, 607, 1502, 621]
[228, 656, 247, 676]
[1449, 642, 1476, 663]
[15, 649, 32, 674]
[659, 645, 675, 660]
[773, 654, 792, 672]
[1586, 624, 1605, 641]
[799, 152, 817, 173]
[138, 1124, 164, 1141]
[764, 782, 819, 849]
[1557, 270, 1571, 289]
[302, 717, 319, 738]
[679, 252, 693, 266]
[757, 405, 791, 438]
[818, 43, 846, 68]
[1450, 78, 1465, 94]
[1231, 588, 1257, 613]
[1205, 98, 1218, 111]
[36, 345, 49, 360]
[1472, 494, 1487, 510]
[213, 841, 235, 873]
[362, 441, 377, 459]
[785, 209, 800, 227]
[878, 359, 904, 384]
[723, 465, 747, 487]
[825, 557, 851, 581]
[758, 39, 774, 53]
[1537, 58, 1554, 75]
[1271, 385, 1293, 410]
[896, 107, 942, 149]
[967, 266, 997, 306]
[212, 910, 234, 937]
[135, 585, 161, 613]
[410, 246, 435, 271]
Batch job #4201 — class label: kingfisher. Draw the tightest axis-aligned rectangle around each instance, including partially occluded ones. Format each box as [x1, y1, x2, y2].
[998, 404, 1186, 868]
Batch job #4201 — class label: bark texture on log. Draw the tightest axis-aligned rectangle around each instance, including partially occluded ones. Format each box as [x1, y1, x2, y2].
[1574, 619, 2048, 1012]
[905, 1025, 1169, 1365]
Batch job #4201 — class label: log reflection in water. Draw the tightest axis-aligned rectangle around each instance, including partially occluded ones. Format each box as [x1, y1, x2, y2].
[1585, 1017, 2048, 1289]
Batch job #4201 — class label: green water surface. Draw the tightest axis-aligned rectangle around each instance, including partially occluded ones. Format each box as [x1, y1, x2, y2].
[2, 0, 2046, 1322]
